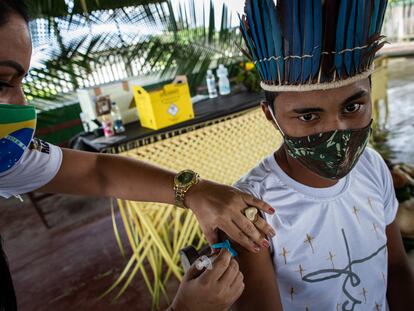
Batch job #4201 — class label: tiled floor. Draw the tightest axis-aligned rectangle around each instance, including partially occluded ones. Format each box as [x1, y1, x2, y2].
[0, 195, 178, 311]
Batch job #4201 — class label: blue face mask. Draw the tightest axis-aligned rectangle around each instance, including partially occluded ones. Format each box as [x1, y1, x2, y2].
[0, 104, 37, 173]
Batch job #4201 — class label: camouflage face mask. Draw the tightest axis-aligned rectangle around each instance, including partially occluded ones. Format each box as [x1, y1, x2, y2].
[269, 106, 372, 180]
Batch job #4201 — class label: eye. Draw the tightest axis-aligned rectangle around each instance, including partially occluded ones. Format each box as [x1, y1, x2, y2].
[344, 103, 362, 113]
[298, 113, 319, 122]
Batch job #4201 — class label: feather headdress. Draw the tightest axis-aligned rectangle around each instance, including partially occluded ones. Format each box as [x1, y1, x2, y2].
[239, 0, 388, 92]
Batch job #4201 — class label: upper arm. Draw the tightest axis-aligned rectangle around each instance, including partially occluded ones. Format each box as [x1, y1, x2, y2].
[386, 221, 411, 272]
[39, 148, 104, 196]
[232, 238, 283, 311]
[385, 220, 414, 307]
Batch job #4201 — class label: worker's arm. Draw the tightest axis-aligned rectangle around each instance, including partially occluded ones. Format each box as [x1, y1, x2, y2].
[39, 148, 276, 252]
[386, 220, 414, 310]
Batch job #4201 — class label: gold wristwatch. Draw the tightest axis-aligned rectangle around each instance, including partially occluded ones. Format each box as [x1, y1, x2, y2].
[174, 170, 200, 208]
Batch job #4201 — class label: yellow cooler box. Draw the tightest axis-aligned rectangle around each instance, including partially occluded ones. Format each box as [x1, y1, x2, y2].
[133, 76, 194, 130]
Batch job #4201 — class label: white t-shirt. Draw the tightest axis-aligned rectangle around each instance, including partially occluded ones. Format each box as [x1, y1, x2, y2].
[235, 147, 398, 311]
[0, 138, 62, 199]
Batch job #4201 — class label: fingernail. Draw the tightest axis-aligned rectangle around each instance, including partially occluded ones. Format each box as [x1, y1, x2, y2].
[262, 240, 270, 248]
[269, 208, 275, 214]
[270, 229, 276, 237]
[254, 246, 261, 253]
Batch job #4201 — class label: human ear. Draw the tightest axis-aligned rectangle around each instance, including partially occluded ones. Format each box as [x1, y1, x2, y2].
[260, 101, 274, 122]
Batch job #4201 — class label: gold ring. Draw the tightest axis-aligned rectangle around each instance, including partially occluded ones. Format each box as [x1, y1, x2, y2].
[244, 207, 259, 223]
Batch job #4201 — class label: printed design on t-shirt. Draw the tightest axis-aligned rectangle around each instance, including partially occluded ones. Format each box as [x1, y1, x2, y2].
[295, 265, 306, 279]
[279, 247, 289, 264]
[368, 197, 375, 211]
[327, 251, 336, 269]
[374, 302, 382, 311]
[289, 286, 296, 301]
[360, 287, 368, 303]
[302, 229, 386, 311]
[29, 138, 50, 154]
[352, 206, 361, 224]
[304, 233, 315, 254]
[381, 272, 386, 285]
[372, 223, 380, 240]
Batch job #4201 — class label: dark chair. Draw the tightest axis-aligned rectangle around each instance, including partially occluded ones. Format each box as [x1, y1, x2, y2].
[27, 192, 55, 229]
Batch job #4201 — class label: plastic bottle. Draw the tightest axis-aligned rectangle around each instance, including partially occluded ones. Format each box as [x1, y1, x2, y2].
[101, 114, 114, 138]
[111, 102, 125, 134]
[217, 64, 231, 95]
[206, 69, 218, 99]
[79, 112, 91, 132]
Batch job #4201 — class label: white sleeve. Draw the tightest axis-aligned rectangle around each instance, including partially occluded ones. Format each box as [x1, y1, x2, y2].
[367, 149, 399, 226]
[233, 180, 261, 199]
[0, 139, 62, 199]
[381, 162, 399, 225]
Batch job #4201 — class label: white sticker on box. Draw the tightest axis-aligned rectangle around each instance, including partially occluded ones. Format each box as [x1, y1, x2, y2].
[168, 103, 179, 117]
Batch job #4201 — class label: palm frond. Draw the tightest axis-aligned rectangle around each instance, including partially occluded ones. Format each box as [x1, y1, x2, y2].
[27, 0, 244, 107]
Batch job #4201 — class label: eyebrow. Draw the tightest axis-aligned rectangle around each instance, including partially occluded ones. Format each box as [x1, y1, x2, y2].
[292, 107, 324, 114]
[291, 90, 369, 114]
[0, 60, 26, 77]
[341, 90, 368, 106]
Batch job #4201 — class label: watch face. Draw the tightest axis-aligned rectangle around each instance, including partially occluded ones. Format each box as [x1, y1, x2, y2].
[177, 171, 195, 186]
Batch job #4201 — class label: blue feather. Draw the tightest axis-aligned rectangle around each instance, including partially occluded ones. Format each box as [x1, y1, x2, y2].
[239, 14, 265, 80]
[369, 0, 381, 37]
[362, 1, 372, 45]
[253, 0, 271, 81]
[312, 0, 322, 78]
[245, 0, 268, 80]
[376, 0, 388, 33]
[301, 0, 313, 82]
[262, 0, 278, 82]
[239, 15, 258, 62]
[345, 0, 357, 76]
[291, 0, 302, 83]
[280, 0, 293, 82]
[238, 0, 386, 88]
[335, 0, 348, 77]
[267, 0, 285, 82]
[354, 0, 365, 70]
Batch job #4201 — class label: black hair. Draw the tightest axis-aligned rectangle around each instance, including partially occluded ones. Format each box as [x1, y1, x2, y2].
[0, 0, 29, 27]
[264, 91, 279, 111]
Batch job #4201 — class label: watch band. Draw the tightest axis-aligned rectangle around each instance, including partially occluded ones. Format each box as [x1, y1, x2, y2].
[173, 170, 200, 209]
[174, 186, 187, 208]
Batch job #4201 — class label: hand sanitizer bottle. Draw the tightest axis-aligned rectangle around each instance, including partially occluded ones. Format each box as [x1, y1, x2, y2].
[206, 69, 218, 99]
[111, 102, 125, 134]
[217, 64, 231, 96]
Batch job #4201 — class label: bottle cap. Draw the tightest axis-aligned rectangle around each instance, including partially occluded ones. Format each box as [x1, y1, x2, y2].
[195, 255, 213, 270]
[217, 64, 228, 76]
[211, 240, 238, 257]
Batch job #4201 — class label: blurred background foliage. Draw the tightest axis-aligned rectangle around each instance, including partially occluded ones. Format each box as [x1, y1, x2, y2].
[26, 0, 245, 109]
